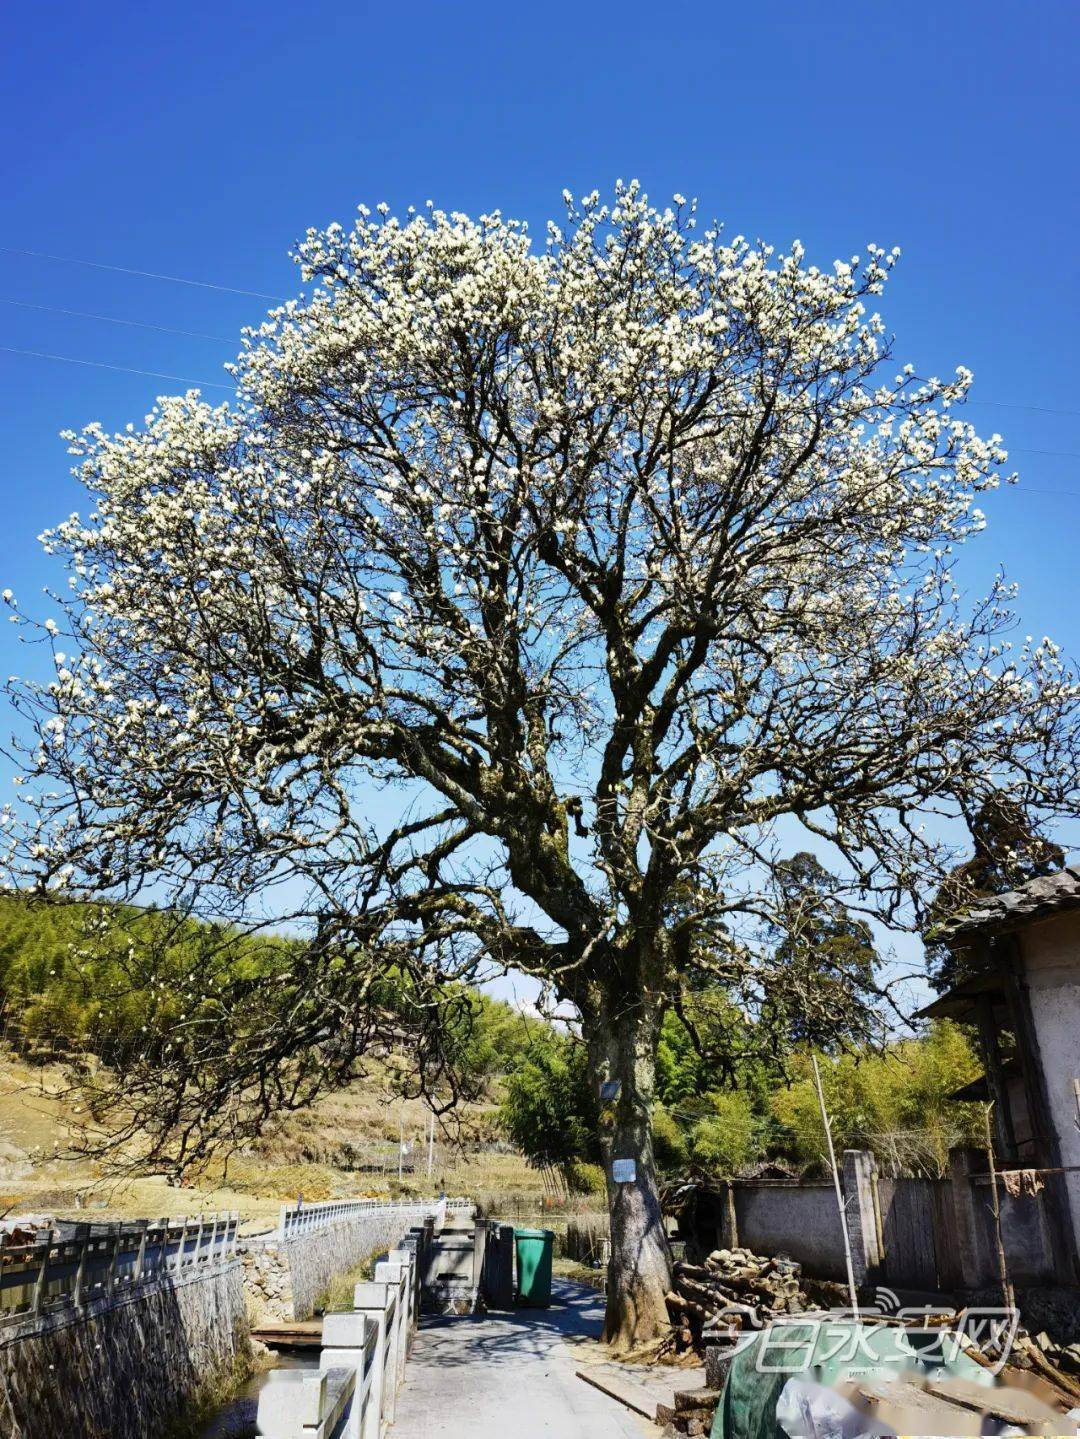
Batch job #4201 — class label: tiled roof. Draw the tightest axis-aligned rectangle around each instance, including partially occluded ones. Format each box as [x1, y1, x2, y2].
[940, 865, 1080, 941]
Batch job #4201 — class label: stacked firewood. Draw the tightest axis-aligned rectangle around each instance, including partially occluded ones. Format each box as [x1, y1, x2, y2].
[665, 1246, 808, 1352]
[996, 1332, 1080, 1408]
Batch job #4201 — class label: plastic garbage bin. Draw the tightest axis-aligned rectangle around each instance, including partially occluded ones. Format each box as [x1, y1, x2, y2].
[514, 1227, 554, 1306]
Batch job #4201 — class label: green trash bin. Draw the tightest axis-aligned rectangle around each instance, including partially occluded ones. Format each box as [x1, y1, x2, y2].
[514, 1227, 554, 1306]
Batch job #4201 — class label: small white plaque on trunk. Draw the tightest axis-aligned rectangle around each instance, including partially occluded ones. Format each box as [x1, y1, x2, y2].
[612, 1158, 637, 1183]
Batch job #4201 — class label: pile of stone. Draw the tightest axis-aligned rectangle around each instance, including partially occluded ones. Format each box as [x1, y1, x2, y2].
[656, 1385, 724, 1438]
[238, 1242, 294, 1323]
[665, 1246, 808, 1352]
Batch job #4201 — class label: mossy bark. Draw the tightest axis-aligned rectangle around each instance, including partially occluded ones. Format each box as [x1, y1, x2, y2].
[586, 993, 672, 1349]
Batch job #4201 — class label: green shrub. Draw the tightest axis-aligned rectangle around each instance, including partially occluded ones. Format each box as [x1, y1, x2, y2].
[688, 1090, 759, 1174]
[770, 1023, 982, 1177]
[564, 1160, 605, 1195]
[651, 1105, 689, 1171]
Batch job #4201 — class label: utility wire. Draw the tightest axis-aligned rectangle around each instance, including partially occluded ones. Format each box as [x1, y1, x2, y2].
[0, 345, 234, 390]
[1011, 448, 1080, 460]
[0, 297, 235, 343]
[2, 347, 1078, 467]
[967, 399, 1080, 419]
[4, 249, 1080, 422]
[0, 245, 285, 301]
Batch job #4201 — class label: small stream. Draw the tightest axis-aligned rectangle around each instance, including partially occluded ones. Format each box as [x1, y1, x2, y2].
[198, 1351, 318, 1439]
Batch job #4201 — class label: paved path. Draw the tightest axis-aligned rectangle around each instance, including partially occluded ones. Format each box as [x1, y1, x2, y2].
[391, 1281, 657, 1439]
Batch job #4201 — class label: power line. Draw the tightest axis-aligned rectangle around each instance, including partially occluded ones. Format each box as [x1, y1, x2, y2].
[1011, 447, 1080, 460]
[0, 345, 235, 390]
[965, 399, 1080, 419]
[0, 297, 235, 343]
[2, 246, 1080, 422]
[0, 245, 285, 302]
[2, 346, 1078, 461]
[1, 346, 1078, 501]
[4, 246, 1080, 424]
[1000, 485, 1080, 498]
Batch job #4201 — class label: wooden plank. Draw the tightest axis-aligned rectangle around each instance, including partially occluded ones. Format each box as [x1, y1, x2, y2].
[927, 1374, 1063, 1426]
[575, 1367, 660, 1420]
[849, 1377, 981, 1435]
[252, 1320, 324, 1349]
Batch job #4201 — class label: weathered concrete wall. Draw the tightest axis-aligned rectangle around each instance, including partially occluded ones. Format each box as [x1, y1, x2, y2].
[242, 1204, 434, 1321]
[1021, 913, 1080, 1247]
[718, 1154, 1064, 1294]
[0, 1259, 248, 1439]
[727, 1184, 848, 1281]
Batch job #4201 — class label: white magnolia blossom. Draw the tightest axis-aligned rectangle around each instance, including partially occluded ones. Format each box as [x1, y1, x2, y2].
[5, 182, 1079, 1345]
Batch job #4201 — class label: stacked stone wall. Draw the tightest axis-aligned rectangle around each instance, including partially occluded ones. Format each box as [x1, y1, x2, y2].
[0, 1259, 248, 1439]
[241, 1203, 434, 1321]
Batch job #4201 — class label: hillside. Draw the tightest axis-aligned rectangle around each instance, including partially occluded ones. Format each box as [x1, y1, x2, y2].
[0, 1052, 544, 1226]
[0, 889, 554, 1224]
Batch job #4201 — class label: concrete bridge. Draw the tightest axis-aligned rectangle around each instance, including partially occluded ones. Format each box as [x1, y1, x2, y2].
[391, 1279, 653, 1439]
[258, 1210, 701, 1439]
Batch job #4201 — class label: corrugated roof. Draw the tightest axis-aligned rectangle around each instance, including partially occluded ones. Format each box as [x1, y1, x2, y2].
[939, 865, 1080, 942]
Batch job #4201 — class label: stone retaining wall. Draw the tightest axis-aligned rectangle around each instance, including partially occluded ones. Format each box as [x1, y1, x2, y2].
[0, 1259, 248, 1439]
[241, 1204, 435, 1321]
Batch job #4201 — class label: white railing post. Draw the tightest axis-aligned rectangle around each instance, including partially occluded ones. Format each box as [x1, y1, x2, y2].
[261, 1369, 326, 1437]
[374, 1259, 408, 1394]
[387, 1247, 417, 1338]
[353, 1280, 394, 1433]
[72, 1236, 88, 1308]
[173, 1218, 188, 1277]
[320, 1311, 369, 1439]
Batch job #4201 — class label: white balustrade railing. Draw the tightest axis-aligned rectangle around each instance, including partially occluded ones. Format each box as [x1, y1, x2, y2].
[257, 1227, 426, 1438]
[0, 1213, 240, 1324]
[276, 1195, 471, 1241]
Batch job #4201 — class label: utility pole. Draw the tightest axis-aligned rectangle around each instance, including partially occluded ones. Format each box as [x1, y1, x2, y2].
[398, 1100, 405, 1183]
[813, 1054, 860, 1319]
[427, 1107, 435, 1182]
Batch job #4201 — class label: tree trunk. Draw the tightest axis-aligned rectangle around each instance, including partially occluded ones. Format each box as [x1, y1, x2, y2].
[587, 994, 672, 1350]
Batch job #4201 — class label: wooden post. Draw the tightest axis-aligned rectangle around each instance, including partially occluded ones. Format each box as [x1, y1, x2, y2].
[975, 990, 1018, 1160]
[31, 1239, 49, 1315]
[723, 1180, 739, 1249]
[133, 1221, 148, 1283]
[983, 1103, 1016, 1312]
[105, 1231, 121, 1298]
[813, 1055, 860, 1317]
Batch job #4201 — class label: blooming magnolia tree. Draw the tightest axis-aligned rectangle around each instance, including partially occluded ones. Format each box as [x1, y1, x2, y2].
[6, 184, 1079, 1345]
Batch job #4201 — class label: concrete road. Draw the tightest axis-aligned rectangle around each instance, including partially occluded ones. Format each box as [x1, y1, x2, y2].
[391, 1281, 657, 1439]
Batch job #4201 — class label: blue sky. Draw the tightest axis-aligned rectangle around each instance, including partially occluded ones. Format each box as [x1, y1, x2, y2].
[1, 0, 1078, 1004]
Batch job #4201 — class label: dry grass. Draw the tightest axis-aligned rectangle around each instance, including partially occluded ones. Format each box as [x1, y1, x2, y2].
[315, 1250, 383, 1313]
[0, 1054, 545, 1225]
